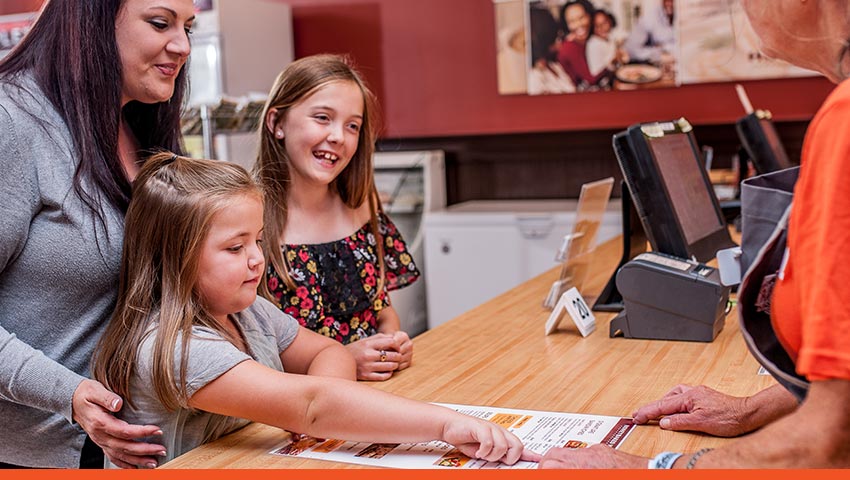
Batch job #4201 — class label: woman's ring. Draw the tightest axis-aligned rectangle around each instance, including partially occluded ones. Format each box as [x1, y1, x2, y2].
[379, 350, 387, 362]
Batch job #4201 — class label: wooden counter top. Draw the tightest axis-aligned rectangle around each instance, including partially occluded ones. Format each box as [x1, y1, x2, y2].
[163, 237, 773, 468]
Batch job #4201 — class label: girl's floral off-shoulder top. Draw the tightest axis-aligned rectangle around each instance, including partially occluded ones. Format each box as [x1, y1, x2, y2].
[266, 212, 419, 345]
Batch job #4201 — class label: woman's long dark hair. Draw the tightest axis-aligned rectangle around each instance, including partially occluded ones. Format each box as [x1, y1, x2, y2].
[0, 0, 187, 219]
[530, 6, 560, 66]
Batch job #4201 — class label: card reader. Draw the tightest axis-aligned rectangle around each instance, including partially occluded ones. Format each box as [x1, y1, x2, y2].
[609, 252, 731, 342]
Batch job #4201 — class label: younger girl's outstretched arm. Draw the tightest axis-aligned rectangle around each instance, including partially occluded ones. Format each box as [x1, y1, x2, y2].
[188, 360, 533, 465]
[280, 327, 356, 380]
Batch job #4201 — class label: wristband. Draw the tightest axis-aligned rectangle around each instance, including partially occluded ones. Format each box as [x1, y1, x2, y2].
[685, 448, 713, 469]
[647, 451, 683, 469]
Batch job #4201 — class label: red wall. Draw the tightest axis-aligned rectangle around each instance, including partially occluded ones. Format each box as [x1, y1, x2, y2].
[0, 0, 39, 15]
[281, 0, 833, 138]
[4, 0, 833, 139]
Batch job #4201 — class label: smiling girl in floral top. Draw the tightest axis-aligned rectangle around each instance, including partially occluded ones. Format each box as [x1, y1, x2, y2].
[254, 55, 419, 381]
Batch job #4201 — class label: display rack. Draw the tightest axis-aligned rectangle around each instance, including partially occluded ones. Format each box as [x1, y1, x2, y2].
[181, 96, 266, 159]
[181, 0, 292, 163]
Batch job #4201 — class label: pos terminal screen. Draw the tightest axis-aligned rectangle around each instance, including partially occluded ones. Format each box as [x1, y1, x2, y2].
[646, 133, 723, 245]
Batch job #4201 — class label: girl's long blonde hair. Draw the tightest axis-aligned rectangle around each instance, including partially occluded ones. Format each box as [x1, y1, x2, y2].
[253, 54, 386, 298]
[92, 152, 262, 411]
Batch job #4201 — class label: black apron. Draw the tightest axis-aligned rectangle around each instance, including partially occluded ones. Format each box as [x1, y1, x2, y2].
[737, 167, 808, 402]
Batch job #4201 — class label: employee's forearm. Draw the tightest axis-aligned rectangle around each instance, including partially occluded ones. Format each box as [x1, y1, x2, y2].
[739, 384, 799, 433]
[683, 380, 850, 468]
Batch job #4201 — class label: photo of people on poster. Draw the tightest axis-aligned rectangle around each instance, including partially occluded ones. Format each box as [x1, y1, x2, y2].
[494, 0, 813, 96]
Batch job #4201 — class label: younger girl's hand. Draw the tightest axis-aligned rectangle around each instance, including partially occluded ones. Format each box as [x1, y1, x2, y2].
[441, 416, 536, 465]
[345, 334, 400, 381]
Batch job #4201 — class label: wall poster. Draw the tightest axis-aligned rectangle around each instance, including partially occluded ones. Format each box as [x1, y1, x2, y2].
[494, 0, 814, 96]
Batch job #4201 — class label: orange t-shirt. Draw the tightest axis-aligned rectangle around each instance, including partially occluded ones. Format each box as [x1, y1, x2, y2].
[772, 78, 850, 382]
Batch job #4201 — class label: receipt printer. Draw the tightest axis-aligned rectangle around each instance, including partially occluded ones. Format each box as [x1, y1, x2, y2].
[610, 252, 731, 342]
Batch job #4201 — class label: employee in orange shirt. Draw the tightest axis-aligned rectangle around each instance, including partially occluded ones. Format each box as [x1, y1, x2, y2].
[540, 0, 850, 468]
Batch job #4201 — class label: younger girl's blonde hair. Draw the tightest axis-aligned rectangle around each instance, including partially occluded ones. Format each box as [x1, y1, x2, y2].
[92, 152, 262, 410]
[253, 54, 387, 298]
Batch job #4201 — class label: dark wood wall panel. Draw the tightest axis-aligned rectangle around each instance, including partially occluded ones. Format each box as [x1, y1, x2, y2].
[378, 121, 809, 205]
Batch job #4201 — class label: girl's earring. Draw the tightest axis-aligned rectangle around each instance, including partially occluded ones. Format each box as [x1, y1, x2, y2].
[276, 130, 285, 139]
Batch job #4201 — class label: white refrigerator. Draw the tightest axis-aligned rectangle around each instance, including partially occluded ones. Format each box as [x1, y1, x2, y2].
[423, 199, 622, 329]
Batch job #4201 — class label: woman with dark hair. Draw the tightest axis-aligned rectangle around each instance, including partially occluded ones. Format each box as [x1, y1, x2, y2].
[0, 0, 194, 469]
[556, 0, 615, 91]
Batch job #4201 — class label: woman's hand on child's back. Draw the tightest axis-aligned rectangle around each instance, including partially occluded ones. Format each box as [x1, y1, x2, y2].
[441, 415, 540, 465]
[72, 379, 165, 468]
[345, 333, 402, 381]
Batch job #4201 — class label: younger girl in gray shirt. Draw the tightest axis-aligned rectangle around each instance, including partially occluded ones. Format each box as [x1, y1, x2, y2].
[92, 153, 535, 467]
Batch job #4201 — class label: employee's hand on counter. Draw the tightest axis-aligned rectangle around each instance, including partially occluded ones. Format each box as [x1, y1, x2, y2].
[345, 333, 401, 381]
[632, 385, 748, 437]
[538, 444, 646, 468]
[631, 383, 799, 438]
[631, 384, 749, 437]
[72, 379, 165, 469]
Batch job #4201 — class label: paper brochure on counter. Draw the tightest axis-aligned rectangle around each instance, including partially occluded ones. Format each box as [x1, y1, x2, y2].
[269, 403, 634, 469]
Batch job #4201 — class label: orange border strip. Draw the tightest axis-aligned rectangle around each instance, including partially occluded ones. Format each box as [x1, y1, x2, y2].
[4, 469, 850, 480]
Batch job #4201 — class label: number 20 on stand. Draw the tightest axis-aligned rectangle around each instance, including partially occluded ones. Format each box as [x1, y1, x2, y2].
[545, 287, 596, 337]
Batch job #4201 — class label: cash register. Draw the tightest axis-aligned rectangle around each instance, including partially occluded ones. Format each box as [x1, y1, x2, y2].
[594, 118, 736, 342]
[610, 252, 730, 342]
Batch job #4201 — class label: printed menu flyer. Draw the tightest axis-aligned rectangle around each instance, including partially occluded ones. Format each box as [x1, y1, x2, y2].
[268, 403, 635, 469]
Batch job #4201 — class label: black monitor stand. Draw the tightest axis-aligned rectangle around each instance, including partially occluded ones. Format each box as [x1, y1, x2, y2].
[718, 146, 750, 228]
[592, 183, 648, 312]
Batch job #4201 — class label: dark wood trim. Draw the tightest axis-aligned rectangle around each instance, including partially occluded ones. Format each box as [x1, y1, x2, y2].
[377, 121, 809, 205]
